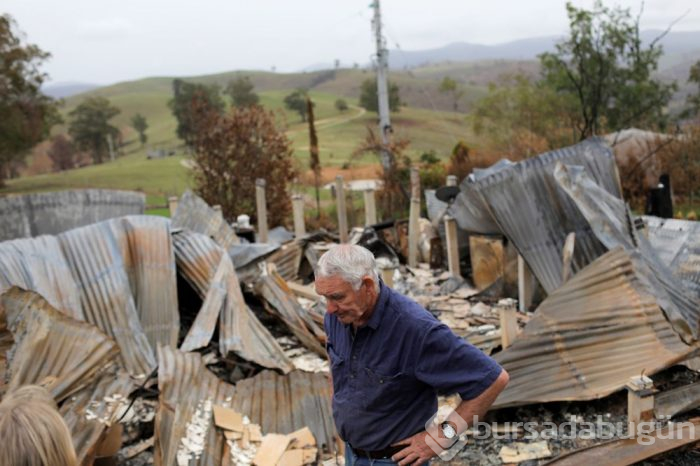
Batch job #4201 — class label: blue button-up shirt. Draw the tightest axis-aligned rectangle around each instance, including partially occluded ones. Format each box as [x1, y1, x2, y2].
[325, 282, 503, 451]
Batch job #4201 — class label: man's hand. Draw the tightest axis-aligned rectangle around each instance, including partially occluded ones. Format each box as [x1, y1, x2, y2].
[391, 431, 437, 466]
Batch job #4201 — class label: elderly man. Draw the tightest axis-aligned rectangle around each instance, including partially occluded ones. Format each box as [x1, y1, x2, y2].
[315, 244, 508, 466]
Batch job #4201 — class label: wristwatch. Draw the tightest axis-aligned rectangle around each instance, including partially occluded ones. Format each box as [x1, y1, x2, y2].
[440, 421, 457, 440]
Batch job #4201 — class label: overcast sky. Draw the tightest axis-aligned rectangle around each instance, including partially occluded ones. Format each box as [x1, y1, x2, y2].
[4, 0, 699, 85]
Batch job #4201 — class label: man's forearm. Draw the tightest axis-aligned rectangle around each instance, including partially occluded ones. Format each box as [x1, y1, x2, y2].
[448, 368, 509, 434]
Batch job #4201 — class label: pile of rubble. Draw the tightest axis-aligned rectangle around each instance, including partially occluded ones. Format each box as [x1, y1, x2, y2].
[2, 136, 700, 465]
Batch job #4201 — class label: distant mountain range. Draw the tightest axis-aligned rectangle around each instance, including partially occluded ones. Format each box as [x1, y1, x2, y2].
[42, 82, 99, 99]
[386, 30, 700, 69]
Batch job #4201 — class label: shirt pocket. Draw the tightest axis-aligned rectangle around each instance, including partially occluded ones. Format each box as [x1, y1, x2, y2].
[361, 366, 412, 412]
[328, 346, 347, 398]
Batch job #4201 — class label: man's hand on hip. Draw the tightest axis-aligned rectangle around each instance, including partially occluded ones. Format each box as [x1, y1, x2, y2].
[391, 431, 437, 466]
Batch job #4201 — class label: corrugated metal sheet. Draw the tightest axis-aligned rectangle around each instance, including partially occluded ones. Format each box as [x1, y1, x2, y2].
[230, 369, 337, 453]
[447, 181, 501, 235]
[555, 163, 700, 341]
[655, 381, 700, 419]
[61, 369, 134, 465]
[543, 417, 700, 466]
[643, 216, 700, 298]
[0, 189, 145, 241]
[1, 287, 119, 402]
[58, 217, 172, 377]
[462, 138, 622, 293]
[173, 230, 294, 373]
[155, 345, 235, 466]
[0, 234, 84, 321]
[266, 241, 303, 282]
[171, 190, 239, 249]
[494, 247, 693, 407]
[255, 270, 326, 356]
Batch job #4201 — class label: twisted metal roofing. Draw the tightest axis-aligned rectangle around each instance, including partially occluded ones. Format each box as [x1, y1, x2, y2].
[230, 369, 337, 454]
[173, 230, 293, 372]
[171, 190, 240, 250]
[494, 248, 694, 407]
[1, 287, 119, 402]
[155, 345, 235, 466]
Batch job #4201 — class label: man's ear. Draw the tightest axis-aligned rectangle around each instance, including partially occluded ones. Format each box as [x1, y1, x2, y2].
[361, 276, 376, 295]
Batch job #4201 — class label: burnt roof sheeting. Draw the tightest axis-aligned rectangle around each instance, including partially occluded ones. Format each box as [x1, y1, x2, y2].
[173, 230, 294, 372]
[555, 163, 700, 341]
[543, 417, 700, 466]
[0, 235, 83, 321]
[118, 216, 179, 349]
[0, 189, 145, 241]
[266, 241, 303, 283]
[1, 287, 119, 402]
[155, 346, 235, 466]
[494, 248, 693, 407]
[230, 369, 336, 453]
[61, 369, 134, 465]
[643, 216, 700, 298]
[447, 182, 501, 235]
[171, 190, 240, 250]
[59, 217, 160, 377]
[464, 138, 622, 293]
[255, 271, 326, 356]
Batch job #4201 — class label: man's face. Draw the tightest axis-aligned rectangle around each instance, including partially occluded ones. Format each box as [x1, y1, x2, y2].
[315, 275, 373, 326]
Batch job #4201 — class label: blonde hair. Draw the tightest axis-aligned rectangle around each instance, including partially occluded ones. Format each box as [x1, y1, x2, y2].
[0, 385, 78, 466]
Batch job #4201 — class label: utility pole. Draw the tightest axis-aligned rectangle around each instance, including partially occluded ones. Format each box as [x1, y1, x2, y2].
[371, 0, 393, 173]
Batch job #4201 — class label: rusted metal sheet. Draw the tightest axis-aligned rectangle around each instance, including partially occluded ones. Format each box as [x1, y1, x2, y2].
[61, 369, 134, 465]
[555, 163, 700, 341]
[230, 369, 337, 454]
[171, 190, 239, 249]
[0, 234, 83, 321]
[494, 248, 693, 407]
[59, 217, 172, 377]
[267, 241, 303, 282]
[1, 287, 120, 402]
[173, 230, 294, 373]
[643, 216, 700, 298]
[655, 381, 700, 419]
[462, 138, 622, 293]
[544, 418, 700, 466]
[155, 345, 235, 466]
[0, 189, 145, 241]
[255, 270, 326, 357]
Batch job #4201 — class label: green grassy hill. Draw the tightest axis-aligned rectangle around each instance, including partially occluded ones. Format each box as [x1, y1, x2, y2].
[2, 64, 499, 207]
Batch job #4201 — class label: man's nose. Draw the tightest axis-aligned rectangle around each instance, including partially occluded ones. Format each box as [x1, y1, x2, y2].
[326, 300, 338, 314]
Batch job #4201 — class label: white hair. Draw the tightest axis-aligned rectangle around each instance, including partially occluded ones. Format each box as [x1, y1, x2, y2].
[315, 244, 380, 291]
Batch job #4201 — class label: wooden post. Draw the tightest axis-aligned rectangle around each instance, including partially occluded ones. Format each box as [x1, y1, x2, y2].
[255, 179, 268, 243]
[561, 232, 576, 283]
[518, 255, 534, 312]
[446, 175, 458, 187]
[380, 266, 395, 287]
[292, 194, 306, 238]
[444, 215, 461, 277]
[168, 196, 179, 217]
[363, 188, 377, 226]
[499, 304, 519, 349]
[335, 176, 348, 243]
[408, 166, 421, 267]
[627, 375, 655, 434]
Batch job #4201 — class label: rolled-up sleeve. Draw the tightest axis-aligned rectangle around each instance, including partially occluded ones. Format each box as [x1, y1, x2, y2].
[415, 323, 503, 400]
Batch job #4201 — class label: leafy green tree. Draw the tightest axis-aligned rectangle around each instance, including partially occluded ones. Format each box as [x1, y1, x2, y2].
[358, 79, 400, 113]
[68, 96, 121, 164]
[335, 98, 349, 112]
[0, 14, 59, 186]
[470, 74, 576, 157]
[687, 61, 700, 118]
[225, 76, 259, 107]
[284, 89, 310, 122]
[131, 113, 148, 145]
[168, 79, 224, 148]
[539, 1, 676, 139]
[439, 77, 464, 111]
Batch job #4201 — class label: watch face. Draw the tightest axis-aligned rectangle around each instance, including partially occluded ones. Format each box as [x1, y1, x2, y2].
[442, 422, 457, 439]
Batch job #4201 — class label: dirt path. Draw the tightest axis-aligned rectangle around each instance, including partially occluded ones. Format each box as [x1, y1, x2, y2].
[286, 105, 366, 136]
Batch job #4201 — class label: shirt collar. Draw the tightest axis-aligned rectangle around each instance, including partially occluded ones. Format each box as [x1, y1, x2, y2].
[365, 281, 389, 330]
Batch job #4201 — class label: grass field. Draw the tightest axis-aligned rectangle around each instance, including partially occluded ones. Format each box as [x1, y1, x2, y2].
[1, 67, 484, 209]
